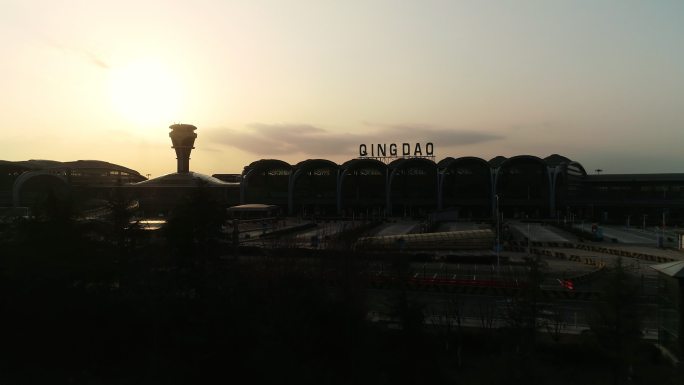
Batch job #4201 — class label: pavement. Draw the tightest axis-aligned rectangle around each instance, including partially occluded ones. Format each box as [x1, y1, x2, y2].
[509, 222, 573, 243]
[582, 224, 659, 244]
[372, 221, 420, 236]
[295, 222, 348, 239]
[436, 222, 490, 232]
[504, 221, 684, 264]
[570, 223, 681, 248]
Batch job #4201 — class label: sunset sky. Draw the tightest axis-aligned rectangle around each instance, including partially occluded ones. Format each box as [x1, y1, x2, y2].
[1, 0, 683, 177]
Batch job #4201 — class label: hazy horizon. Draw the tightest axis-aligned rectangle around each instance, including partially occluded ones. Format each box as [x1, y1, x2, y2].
[2, 0, 683, 177]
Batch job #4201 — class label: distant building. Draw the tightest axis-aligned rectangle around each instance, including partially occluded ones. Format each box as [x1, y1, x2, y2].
[240, 154, 684, 221]
[0, 159, 145, 210]
[580, 173, 684, 223]
[3, 123, 684, 222]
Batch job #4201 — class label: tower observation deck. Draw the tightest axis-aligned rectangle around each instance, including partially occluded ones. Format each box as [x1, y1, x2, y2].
[169, 124, 197, 173]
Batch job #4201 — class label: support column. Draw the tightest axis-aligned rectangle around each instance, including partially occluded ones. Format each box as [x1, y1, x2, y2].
[491, 168, 499, 218]
[337, 169, 345, 215]
[437, 170, 444, 211]
[386, 169, 394, 216]
[548, 167, 559, 218]
[288, 170, 301, 216]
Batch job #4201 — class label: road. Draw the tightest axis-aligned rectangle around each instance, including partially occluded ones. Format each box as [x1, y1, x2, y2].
[578, 224, 658, 244]
[509, 222, 572, 242]
[436, 222, 490, 232]
[372, 221, 420, 236]
[570, 223, 681, 248]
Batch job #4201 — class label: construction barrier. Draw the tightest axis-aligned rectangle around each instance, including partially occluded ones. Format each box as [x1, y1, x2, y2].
[505, 239, 677, 264]
[365, 275, 598, 300]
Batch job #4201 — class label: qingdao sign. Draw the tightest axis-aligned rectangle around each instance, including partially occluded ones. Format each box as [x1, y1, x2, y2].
[358, 142, 435, 163]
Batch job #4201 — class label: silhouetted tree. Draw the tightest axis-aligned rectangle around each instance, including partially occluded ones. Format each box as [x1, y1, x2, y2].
[427, 293, 465, 367]
[542, 305, 566, 343]
[588, 257, 643, 385]
[506, 255, 547, 351]
[164, 180, 226, 260]
[105, 184, 142, 250]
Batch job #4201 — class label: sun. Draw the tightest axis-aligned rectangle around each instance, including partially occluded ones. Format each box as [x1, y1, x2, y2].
[108, 58, 183, 126]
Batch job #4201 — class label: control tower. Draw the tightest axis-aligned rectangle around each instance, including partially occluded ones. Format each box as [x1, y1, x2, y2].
[169, 124, 197, 173]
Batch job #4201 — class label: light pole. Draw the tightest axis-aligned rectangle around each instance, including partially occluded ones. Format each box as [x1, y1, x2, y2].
[662, 211, 666, 247]
[495, 194, 500, 273]
[642, 214, 647, 231]
[527, 222, 531, 258]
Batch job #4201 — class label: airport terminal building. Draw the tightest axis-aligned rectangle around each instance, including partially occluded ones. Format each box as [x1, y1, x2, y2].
[3, 124, 684, 224]
[237, 154, 684, 222]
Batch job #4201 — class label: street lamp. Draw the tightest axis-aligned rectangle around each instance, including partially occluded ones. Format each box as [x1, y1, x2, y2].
[527, 222, 531, 258]
[642, 214, 647, 231]
[662, 211, 667, 247]
[495, 194, 500, 273]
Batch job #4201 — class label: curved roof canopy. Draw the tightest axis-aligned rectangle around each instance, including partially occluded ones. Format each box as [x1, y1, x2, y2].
[439, 156, 490, 171]
[293, 159, 338, 171]
[437, 157, 456, 168]
[567, 161, 588, 176]
[244, 159, 292, 172]
[388, 157, 436, 170]
[0, 159, 142, 176]
[499, 155, 547, 169]
[544, 154, 572, 167]
[489, 156, 508, 168]
[133, 172, 231, 187]
[341, 158, 387, 171]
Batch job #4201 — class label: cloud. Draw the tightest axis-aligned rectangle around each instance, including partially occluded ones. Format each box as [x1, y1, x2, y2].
[206, 122, 503, 158]
[80, 50, 110, 69]
[206, 123, 359, 156]
[373, 123, 503, 147]
[198, 146, 223, 153]
[42, 36, 110, 69]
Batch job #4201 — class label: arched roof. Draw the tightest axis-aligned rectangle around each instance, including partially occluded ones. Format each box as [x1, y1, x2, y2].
[499, 155, 547, 169]
[0, 161, 32, 173]
[293, 159, 338, 171]
[12, 171, 70, 207]
[567, 161, 587, 176]
[439, 156, 490, 171]
[544, 154, 572, 167]
[244, 159, 292, 172]
[489, 156, 508, 168]
[541, 155, 588, 177]
[55, 160, 142, 176]
[388, 157, 436, 170]
[4, 159, 63, 170]
[1, 159, 142, 176]
[437, 157, 455, 168]
[341, 158, 387, 171]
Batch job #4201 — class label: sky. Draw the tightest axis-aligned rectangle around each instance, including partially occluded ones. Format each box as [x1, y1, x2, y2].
[1, 0, 683, 177]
